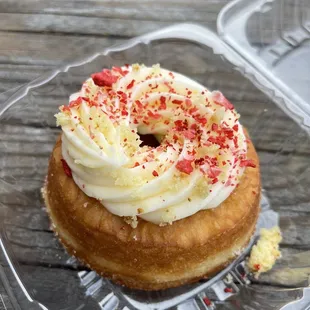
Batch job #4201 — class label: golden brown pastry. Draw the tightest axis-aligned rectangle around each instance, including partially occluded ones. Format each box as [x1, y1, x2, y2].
[43, 64, 260, 290]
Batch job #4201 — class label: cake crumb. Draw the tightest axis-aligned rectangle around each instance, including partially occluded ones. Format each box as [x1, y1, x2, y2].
[83, 202, 88, 208]
[124, 216, 138, 228]
[247, 226, 282, 277]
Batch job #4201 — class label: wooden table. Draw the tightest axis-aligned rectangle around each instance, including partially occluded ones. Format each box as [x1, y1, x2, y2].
[1, 1, 310, 309]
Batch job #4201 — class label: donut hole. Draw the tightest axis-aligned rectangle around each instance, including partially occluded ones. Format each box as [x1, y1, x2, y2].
[138, 134, 160, 148]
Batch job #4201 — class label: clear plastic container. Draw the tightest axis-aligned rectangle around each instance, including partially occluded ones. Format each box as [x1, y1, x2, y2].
[1, 0, 310, 309]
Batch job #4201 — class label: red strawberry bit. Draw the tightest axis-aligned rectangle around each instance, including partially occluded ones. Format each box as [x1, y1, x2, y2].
[183, 129, 196, 140]
[212, 91, 234, 110]
[211, 177, 219, 184]
[211, 123, 218, 131]
[68, 97, 83, 108]
[185, 98, 192, 107]
[207, 166, 222, 179]
[174, 120, 187, 131]
[91, 69, 118, 87]
[89, 100, 99, 107]
[190, 123, 198, 131]
[126, 79, 135, 89]
[147, 111, 161, 119]
[152, 170, 159, 177]
[159, 96, 167, 110]
[240, 159, 256, 168]
[225, 179, 232, 187]
[61, 159, 72, 178]
[134, 162, 140, 167]
[194, 115, 207, 126]
[189, 106, 198, 114]
[233, 136, 239, 148]
[222, 127, 234, 139]
[224, 287, 233, 293]
[208, 135, 226, 148]
[176, 159, 194, 175]
[135, 100, 143, 110]
[61, 106, 71, 113]
[121, 110, 128, 116]
[203, 297, 212, 306]
[172, 99, 183, 105]
[233, 124, 239, 132]
[254, 264, 261, 271]
[112, 66, 128, 76]
[195, 158, 204, 165]
[117, 91, 127, 103]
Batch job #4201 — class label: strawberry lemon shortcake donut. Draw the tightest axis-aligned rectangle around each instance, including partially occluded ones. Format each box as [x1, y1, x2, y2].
[43, 64, 260, 290]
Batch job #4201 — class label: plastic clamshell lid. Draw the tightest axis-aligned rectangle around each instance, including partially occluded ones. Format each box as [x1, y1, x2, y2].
[218, 0, 310, 130]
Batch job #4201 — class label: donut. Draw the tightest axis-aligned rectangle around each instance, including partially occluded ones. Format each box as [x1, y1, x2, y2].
[43, 64, 260, 290]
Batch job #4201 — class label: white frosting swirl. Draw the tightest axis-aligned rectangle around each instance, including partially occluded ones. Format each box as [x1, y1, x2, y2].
[55, 64, 252, 225]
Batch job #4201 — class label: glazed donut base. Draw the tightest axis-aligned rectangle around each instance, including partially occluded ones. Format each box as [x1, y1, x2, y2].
[43, 135, 261, 291]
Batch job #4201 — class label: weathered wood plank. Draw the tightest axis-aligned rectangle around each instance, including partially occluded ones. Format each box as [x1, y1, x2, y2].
[0, 32, 120, 66]
[0, 0, 228, 18]
[0, 1, 227, 38]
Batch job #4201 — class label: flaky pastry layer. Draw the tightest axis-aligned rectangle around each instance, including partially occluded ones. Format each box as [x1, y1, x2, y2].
[43, 134, 260, 290]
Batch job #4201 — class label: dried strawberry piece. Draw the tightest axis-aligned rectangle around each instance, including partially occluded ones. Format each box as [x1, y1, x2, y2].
[126, 79, 135, 89]
[211, 123, 218, 131]
[117, 91, 127, 103]
[207, 166, 221, 179]
[61, 159, 72, 178]
[91, 69, 118, 87]
[159, 96, 167, 110]
[112, 66, 128, 76]
[195, 158, 204, 165]
[68, 97, 83, 108]
[135, 100, 143, 110]
[212, 91, 234, 110]
[185, 98, 192, 107]
[222, 127, 234, 139]
[240, 159, 256, 168]
[254, 264, 261, 271]
[194, 115, 207, 126]
[172, 99, 183, 105]
[211, 177, 219, 184]
[233, 124, 239, 132]
[147, 111, 161, 119]
[174, 120, 187, 131]
[224, 287, 233, 293]
[188, 106, 198, 114]
[183, 129, 196, 140]
[152, 170, 159, 177]
[203, 297, 212, 306]
[61, 106, 71, 113]
[176, 159, 194, 174]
